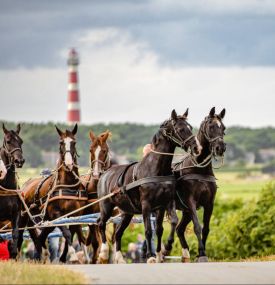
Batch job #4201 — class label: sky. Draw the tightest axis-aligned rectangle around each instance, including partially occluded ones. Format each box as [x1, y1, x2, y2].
[1, 0, 275, 128]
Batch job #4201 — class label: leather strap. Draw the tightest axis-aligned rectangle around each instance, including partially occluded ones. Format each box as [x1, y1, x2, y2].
[177, 174, 216, 183]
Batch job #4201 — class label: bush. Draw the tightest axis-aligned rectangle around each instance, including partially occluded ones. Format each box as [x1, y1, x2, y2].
[206, 182, 275, 259]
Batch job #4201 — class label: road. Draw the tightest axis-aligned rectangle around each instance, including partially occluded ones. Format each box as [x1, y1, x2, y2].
[67, 261, 275, 284]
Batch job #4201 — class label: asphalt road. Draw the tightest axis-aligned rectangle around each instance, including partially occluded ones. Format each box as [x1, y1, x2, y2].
[67, 261, 275, 284]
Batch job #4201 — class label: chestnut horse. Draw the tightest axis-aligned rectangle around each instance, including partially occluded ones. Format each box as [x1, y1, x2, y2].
[97, 109, 201, 264]
[0, 124, 25, 258]
[163, 107, 226, 262]
[60, 129, 112, 263]
[18, 124, 86, 262]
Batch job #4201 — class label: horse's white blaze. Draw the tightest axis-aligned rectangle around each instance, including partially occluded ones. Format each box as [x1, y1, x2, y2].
[0, 159, 7, 180]
[214, 118, 222, 128]
[93, 145, 101, 176]
[195, 136, 203, 154]
[64, 137, 73, 167]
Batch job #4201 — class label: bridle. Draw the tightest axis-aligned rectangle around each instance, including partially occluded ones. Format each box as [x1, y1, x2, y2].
[59, 140, 79, 172]
[200, 116, 225, 146]
[162, 118, 196, 149]
[2, 135, 23, 168]
[172, 117, 226, 171]
[90, 147, 111, 177]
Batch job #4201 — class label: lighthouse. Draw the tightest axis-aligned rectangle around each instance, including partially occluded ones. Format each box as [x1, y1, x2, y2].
[67, 48, 80, 125]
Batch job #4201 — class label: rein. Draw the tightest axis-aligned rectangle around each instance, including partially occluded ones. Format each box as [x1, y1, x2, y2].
[172, 118, 225, 171]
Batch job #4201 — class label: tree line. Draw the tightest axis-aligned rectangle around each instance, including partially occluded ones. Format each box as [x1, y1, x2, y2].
[0, 121, 275, 169]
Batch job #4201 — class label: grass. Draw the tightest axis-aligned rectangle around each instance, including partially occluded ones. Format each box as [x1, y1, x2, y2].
[0, 261, 88, 284]
[215, 171, 271, 200]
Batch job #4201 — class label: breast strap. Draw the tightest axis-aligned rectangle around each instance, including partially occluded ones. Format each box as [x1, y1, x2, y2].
[177, 173, 216, 183]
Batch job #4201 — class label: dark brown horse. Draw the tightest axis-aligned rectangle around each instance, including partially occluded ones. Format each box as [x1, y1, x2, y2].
[0, 124, 25, 258]
[18, 124, 86, 262]
[164, 107, 226, 262]
[97, 109, 201, 263]
[60, 129, 112, 263]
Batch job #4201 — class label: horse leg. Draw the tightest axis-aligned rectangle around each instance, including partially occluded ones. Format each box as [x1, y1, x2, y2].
[141, 201, 155, 263]
[75, 225, 91, 264]
[189, 202, 208, 262]
[17, 213, 29, 259]
[59, 226, 76, 263]
[176, 211, 192, 262]
[10, 212, 20, 259]
[98, 201, 114, 264]
[202, 204, 214, 254]
[88, 224, 101, 264]
[39, 227, 55, 263]
[163, 203, 178, 256]
[113, 213, 133, 264]
[58, 226, 79, 263]
[155, 209, 165, 263]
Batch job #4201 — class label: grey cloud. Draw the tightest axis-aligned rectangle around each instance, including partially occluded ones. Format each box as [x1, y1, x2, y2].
[1, 0, 275, 68]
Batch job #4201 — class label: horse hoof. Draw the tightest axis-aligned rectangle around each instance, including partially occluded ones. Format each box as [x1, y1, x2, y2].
[162, 249, 171, 257]
[114, 251, 126, 264]
[97, 257, 109, 264]
[69, 254, 79, 263]
[156, 252, 164, 263]
[42, 248, 50, 264]
[147, 257, 157, 264]
[182, 257, 190, 263]
[197, 256, 208, 263]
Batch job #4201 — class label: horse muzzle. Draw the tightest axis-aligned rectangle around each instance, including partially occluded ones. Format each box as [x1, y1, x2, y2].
[14, 158, 25, 168]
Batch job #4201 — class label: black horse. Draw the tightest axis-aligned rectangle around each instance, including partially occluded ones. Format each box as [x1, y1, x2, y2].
[0, 124, 25, 258]
[163, 107, 226, 262]
[97, 109, 201, 263]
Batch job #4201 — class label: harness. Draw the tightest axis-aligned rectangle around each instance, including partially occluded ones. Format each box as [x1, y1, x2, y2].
[112, 162, 176, 212]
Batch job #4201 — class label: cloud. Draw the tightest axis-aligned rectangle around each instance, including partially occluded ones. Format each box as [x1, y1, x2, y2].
[1, 27, 274, 127]
[1, 0, 275, 68]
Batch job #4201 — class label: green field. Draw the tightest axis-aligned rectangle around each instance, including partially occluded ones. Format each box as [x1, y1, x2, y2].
[16, 168, 273, 201]
[215, 171, 272, 200]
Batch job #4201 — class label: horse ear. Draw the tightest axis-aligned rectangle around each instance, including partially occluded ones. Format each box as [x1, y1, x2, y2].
[219, 108, 226, 119]
[72, 124, 78, 136]
[2, 123, 8, 135]
[183, 108, 189, 118]
[209, 107, 215, 118]
[16, 124, 21, 134]
[171, 109, 178, 121]
[100, 130, 111, 143]
[89, 130, 96, 142]
[55, 125, 63, 137]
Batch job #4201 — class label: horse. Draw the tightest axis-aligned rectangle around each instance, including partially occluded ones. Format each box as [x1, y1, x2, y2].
[18, 124, 86, 262]
[97, 109, 202, 264]
[163, 107, 226, 262]
[0, 123, 25, 258]
[59, 129, 112, 264]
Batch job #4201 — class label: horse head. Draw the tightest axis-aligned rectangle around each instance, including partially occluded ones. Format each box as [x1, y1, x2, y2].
[200, 107, 226, 157]
[55, 124, 78, 171]
[89, 129, 111, 179]
[157, 109, 202, 156]
[2, 123, 25, 168]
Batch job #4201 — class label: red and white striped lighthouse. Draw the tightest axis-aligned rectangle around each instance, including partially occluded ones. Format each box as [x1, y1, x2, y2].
[67, 48, 80, 125]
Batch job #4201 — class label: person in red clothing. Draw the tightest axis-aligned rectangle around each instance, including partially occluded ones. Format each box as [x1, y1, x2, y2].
[0, 237, 10, 260]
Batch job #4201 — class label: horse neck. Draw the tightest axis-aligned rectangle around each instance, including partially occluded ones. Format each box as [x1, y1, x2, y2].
[142, 132, 175, 176]
[0, 148, 17, 189]
[56, 159, 79, 186]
